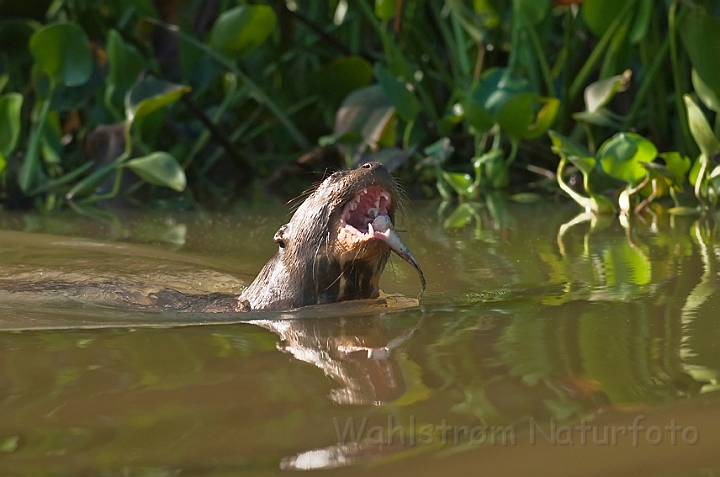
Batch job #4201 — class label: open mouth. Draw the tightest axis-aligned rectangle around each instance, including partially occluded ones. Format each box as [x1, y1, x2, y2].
[337, 184, 426, 296]
[339, 186, 393, 239]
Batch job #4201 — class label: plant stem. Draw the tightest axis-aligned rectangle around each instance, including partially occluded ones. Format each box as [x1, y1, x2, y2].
[523, 14, 556, 98]
[19, 93, 53, 193]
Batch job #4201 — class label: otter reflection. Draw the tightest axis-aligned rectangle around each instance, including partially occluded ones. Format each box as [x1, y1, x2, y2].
[252, 311, 423, 406]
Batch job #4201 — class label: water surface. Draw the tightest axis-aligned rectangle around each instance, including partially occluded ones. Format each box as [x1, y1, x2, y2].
[0, 200, 719, 476]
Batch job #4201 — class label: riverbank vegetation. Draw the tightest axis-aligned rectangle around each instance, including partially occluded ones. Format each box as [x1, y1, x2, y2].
[0, 0, 719, 216]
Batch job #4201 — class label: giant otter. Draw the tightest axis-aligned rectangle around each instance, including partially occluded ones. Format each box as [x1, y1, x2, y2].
[237, 162, 425, 311]
[0, 163, 424, 314]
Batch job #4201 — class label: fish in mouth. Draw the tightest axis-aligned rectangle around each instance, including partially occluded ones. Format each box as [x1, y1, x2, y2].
[237, 162, 425, 311]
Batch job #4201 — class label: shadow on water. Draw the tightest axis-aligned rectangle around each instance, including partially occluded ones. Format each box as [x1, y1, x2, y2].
[1, 201, 720, 476]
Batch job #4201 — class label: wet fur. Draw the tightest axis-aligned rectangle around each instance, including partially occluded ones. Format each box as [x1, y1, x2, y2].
[239, 163, 401, 311]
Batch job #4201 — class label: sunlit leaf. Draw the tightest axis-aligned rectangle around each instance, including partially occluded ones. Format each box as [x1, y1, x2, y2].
[549, 131, 595, 174]
[441, 171, 475, 197]
[659, 152, 691, 187]
[125, 76, 191, 123]
[525, 97, 560, 139]
[688, 155, 704, 186]
[29, 23, 92, 87]
[374, 64, 421, 122]
[583, 70, 631, 113]
[598, 132, 657, 186]
[209, 5, 277, 58]
[0, 93, 22, 158]
[683, 95, 720, 158]
[125, 152, 187, 191]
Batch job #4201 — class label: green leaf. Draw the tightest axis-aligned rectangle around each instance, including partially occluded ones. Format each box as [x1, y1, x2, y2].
[376, 0, 397, 20]
[524, 97, 559, 139]
[209, 5, 277, 58]
[311, 57, 373, 109]
[441, 171, 475, 197]
[494, 92, 535, 140]
[680, 11, 720, 111]
[29, 23, 92, 87]
[659, 152, 691, 187]
[125, 77, 191, 123]
[0, 93, 23, 158]
[683, 95, 720, 158]
[514, 0, 549, 25]
[423, 138, 455, 165]
[582, 0, 626, 37]
[374, 64, 421, 122]
[125, 152, 187, 191]
[598, 132, 657, 186]
[583, 70, 631, 113]
[107, 30, 146, 97]
[628, 0, 651, 43]
[443, 203, 478, 228]
[549, 131, 595, 174]
[692, 70, 720, 113]
[334, 84, 395, 150]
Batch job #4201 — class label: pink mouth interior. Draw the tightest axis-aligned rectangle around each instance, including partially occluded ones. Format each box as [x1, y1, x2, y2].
[340, 186, 392, 235]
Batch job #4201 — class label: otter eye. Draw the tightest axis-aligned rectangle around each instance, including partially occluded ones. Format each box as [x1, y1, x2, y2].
[361, 163, 372, 169]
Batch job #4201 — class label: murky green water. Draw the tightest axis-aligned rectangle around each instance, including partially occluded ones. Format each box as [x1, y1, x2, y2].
[1, 200, 720, 476]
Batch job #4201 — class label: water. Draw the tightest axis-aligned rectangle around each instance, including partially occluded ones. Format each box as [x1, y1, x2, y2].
[0, 200, 719, 476]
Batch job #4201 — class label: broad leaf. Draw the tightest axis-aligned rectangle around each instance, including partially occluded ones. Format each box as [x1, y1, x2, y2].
[423, 138, 455, 165]
[374, 64, 421, 122]
[658, 152, 691, 187]
[583, 70, 631, 113]
[125, 152, 187, 191]
[684, 95, 720, 158]
[107, 30, 146, 97]
[209, 5, 277, 58]
[441, 171, 475, 197]
[692, 70, 720, 113]
[581, 0, 626, 37]
[125, 77, 191, 123]
[598, 132, 657, 186]
[0, 93, 23, 157]
[29, 23, 92, 87]
[334, 84, 395, 151]
[514, 0, 549, 25]
[680, 11, 720, 111]
[311, 57, 373, 109]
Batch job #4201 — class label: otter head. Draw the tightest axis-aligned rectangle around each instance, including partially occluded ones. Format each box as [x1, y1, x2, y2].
[240, 162, 423, 311]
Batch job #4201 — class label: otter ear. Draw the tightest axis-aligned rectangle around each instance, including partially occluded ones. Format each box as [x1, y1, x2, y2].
[274, 224, 289, 248]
